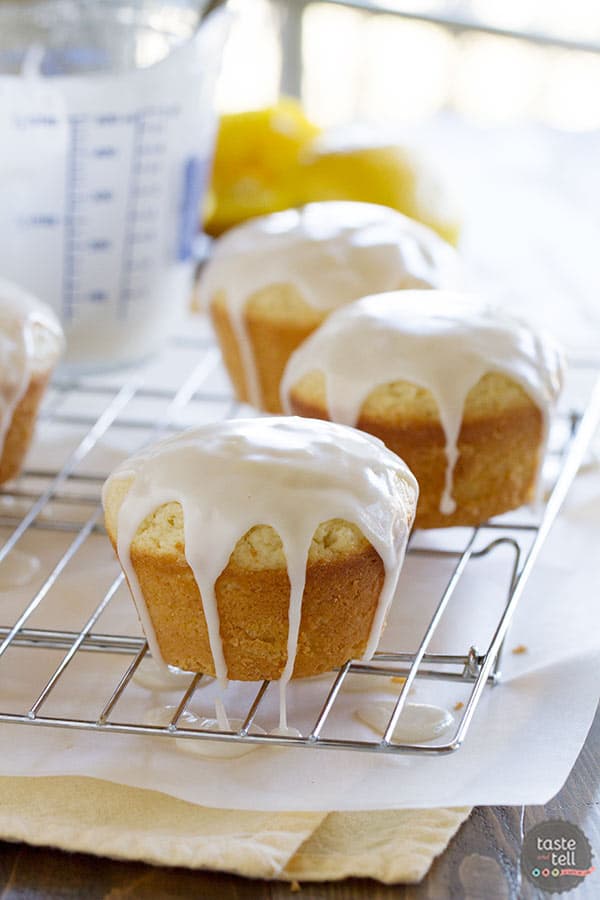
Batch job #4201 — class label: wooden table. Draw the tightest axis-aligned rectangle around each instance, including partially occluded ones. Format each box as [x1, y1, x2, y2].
[0, 704, 596, 899]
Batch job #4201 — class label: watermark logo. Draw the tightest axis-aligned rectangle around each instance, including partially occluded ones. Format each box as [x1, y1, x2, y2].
[522, 820, 595, 894]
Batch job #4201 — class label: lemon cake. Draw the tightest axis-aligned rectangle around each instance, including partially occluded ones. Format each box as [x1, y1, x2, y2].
[199, 201, 462, 413]
[103, 417, 418, 683]
[281, 292, 563, 529]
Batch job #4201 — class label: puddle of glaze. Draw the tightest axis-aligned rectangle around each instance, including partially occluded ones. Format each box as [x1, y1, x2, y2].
[133, 659, 206, 691]
[355, 701, 454, 743]
[181, 717, 266, 759]
[146, 706, 198, 728]
[146, 706, 265, 759]
[0, 496, 32, 518]
[0, 549, 40, 589]
[270, 725, 302, 737]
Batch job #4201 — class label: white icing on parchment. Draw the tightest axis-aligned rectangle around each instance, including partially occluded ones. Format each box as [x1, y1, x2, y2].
[356, 701, 454, 744]
[197, 202, 462, 407]
[145, 706, 264, 759]
[133, 659, 204, 692]
[281, 292, 563, 515]
[0, 278, 64, 462]
[0, 548, 40, 589]
[102, 417, 418, 727]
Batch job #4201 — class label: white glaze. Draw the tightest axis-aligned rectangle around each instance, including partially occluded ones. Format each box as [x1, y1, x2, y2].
[281, 292, 564, 515]
[103, 417, 418, 728]
[133, 659, 203, 692]
[181, 718, 265, 758]
[146, 706, 199, 728]
[0, 278, 64, 460]
[214, 695, 230, 731]
[270, 725, 303, 738]
[197, 201, 462, 407]
[355, 701, 454, 743]
[0, 549, 40, 589]
[146, 706, 263, 758]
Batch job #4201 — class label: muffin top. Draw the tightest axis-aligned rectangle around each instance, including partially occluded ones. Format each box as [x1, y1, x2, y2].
[198, 201, 462, 315]
[281, 291, 563, 514]
[0, 278, 64, 450]
[103, 416, 418, 682]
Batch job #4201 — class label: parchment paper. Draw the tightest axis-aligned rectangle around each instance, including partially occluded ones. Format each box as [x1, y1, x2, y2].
[0, 341, 598, 812]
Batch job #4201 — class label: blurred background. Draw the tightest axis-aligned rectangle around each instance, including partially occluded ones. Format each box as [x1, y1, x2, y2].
[220, 0, 600, 132]
[1, 0, 598, 360]
[211, 0, 600, 357]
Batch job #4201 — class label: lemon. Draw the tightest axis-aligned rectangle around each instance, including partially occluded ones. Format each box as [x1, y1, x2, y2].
[204, 98, 321, 236]
[299, 134, 461, 246]
[204, 102, 461, 246]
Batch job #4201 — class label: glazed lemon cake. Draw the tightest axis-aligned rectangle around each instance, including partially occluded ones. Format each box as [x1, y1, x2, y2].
[0, 279, 64, 484]
[102, 417, 418, 682]
[281, 292, 563, 529]
[198, 201, 462, 413]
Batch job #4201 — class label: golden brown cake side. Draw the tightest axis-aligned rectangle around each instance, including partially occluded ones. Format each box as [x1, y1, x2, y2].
[210, 285, 326, 413]
[287, 371, 544, 529]
[104, 478, 385, 679]
[210, 281, 435, 414]
[0, 371, 51, 485]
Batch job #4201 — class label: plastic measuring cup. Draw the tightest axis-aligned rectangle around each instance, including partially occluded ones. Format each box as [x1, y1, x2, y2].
[0, 1, 228, 371]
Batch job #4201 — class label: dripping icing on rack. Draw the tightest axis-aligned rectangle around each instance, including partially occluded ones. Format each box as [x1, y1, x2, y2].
[146, 707, 265, 758]
[356, 701, 455, 743]
[281, 292, 564, 515]
[197, 202, 462, 408]
[102, 417, 418, 730]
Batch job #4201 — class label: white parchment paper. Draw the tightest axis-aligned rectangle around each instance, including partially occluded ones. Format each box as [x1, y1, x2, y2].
[0, 345, 598, 812]
[1, 121, 599, 812]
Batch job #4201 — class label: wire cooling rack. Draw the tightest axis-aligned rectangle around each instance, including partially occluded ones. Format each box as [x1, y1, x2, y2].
[0, 326, 599, 756]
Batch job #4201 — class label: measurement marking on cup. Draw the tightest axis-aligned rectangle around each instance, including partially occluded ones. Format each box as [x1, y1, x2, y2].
[139, 143, 166, 156]
[96, 114, 119, 126]
[58, 104, 178, 325]
[117, 109, 166, 319]
[125, 258, 152, 272]
[62, 115, 87, 322]
[118, 112, 146, 320]
[131, 186, 161, 200]
[92, 146, 117, 158]
[22, 215, 60, 228]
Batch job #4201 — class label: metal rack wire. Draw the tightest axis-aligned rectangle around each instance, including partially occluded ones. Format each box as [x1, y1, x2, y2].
[1, 332, 599, 756]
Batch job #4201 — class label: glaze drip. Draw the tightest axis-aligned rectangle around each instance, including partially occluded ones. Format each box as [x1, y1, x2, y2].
[133, 659, 202, 692]
[281, 292, 563, 515]
[197, 202, 462, 407]
[103, 417, 418, 728]
[0, 278, 64, 460]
